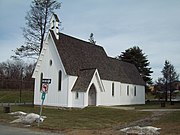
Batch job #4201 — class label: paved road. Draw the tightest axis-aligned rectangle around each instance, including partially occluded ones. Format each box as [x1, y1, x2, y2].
[0, 124, 63, 135]
[140, 109, 180, 112]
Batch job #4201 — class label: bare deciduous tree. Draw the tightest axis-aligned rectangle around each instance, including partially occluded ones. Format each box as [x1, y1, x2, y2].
[13, 0, 61, 59]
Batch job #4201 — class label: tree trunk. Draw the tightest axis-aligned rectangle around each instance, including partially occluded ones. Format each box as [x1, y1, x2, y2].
[165, 81, 168, 102]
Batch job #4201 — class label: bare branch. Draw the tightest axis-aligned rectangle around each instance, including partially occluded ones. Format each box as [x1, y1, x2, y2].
[12, 0, 61, 59]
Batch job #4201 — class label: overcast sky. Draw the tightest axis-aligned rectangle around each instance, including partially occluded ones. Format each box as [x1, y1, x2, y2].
[0, 0, 180, 82]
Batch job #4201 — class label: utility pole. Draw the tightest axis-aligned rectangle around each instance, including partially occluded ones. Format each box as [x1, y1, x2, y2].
[169, 67, 173, 105]
[20, 67, 23, 103]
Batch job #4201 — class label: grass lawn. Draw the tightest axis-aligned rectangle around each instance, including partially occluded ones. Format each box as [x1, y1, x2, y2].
[0, 105, 149, 130]
[154, 111, 180, 135]
[0, 103, 179, 134]
[0, 90, 34, 103]
[0, 90, 180, 134]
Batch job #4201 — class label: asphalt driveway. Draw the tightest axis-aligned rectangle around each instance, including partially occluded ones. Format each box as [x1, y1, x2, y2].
[0, 124, 62, 135]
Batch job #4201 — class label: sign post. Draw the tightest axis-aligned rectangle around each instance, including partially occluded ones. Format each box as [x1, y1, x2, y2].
[38, 79, 51, 127]
[38, 92, 45, 127]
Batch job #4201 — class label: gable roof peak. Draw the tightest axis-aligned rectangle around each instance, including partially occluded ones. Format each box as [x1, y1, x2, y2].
[52, 13, 60, 22]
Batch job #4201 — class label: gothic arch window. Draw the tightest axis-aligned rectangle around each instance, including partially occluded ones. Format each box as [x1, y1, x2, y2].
[40, 72, 43, 91]
[75, 92, 79, 99]
[127, 85, 129, 96]
[134, 86, 137, 96]
[49, 59, 52, 66]
[51, 20, 55, 29]
[112, 82, 115, 97]
[58, 70, 62, 91]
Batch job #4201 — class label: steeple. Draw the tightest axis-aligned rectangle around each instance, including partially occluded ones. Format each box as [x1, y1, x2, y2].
[50, 13, 60, 39]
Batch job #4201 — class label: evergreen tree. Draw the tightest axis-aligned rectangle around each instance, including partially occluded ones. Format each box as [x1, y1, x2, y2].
[154, 77, 166, 99]
[13, 0, 61, 59]
[161, 60, 179, 102]
[118, 46, 153, 85]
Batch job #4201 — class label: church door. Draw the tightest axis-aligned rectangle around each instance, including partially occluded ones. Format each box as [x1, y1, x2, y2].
[88, 84, 97, 106]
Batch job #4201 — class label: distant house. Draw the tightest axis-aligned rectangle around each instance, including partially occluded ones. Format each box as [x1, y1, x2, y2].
[172, 81, 180, 90]
[32, 14, 145, 108]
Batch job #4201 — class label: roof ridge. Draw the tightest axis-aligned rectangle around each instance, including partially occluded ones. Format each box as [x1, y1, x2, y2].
[79, 68, 96, 71]
[59, 32, 104, 49]
[107, 56, 135, 67]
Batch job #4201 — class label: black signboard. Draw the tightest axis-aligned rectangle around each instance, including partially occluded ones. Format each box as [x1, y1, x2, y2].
[42, 79, 51, 84]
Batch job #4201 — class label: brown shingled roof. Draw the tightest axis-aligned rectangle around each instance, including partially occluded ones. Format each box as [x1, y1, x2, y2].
[72, 68, 96, 92]
[50, 30, 145, 86]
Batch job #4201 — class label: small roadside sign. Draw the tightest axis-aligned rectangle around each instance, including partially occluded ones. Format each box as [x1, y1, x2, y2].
[38, 78, 51, 127]
[42, 79, 51, 84]
[41, 83, 48, 93]
[41, 92, 46, 100]
[38, 91, 46, 127]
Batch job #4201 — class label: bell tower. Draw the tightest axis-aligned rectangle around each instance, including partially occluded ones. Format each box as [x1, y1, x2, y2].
[50, 13, 60, 39]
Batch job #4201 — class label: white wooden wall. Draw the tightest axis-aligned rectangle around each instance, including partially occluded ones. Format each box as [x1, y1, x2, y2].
[34, 33, 145, 108]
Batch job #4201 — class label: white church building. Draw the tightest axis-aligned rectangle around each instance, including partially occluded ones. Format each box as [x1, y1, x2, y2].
[32, 14, 145, 108]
